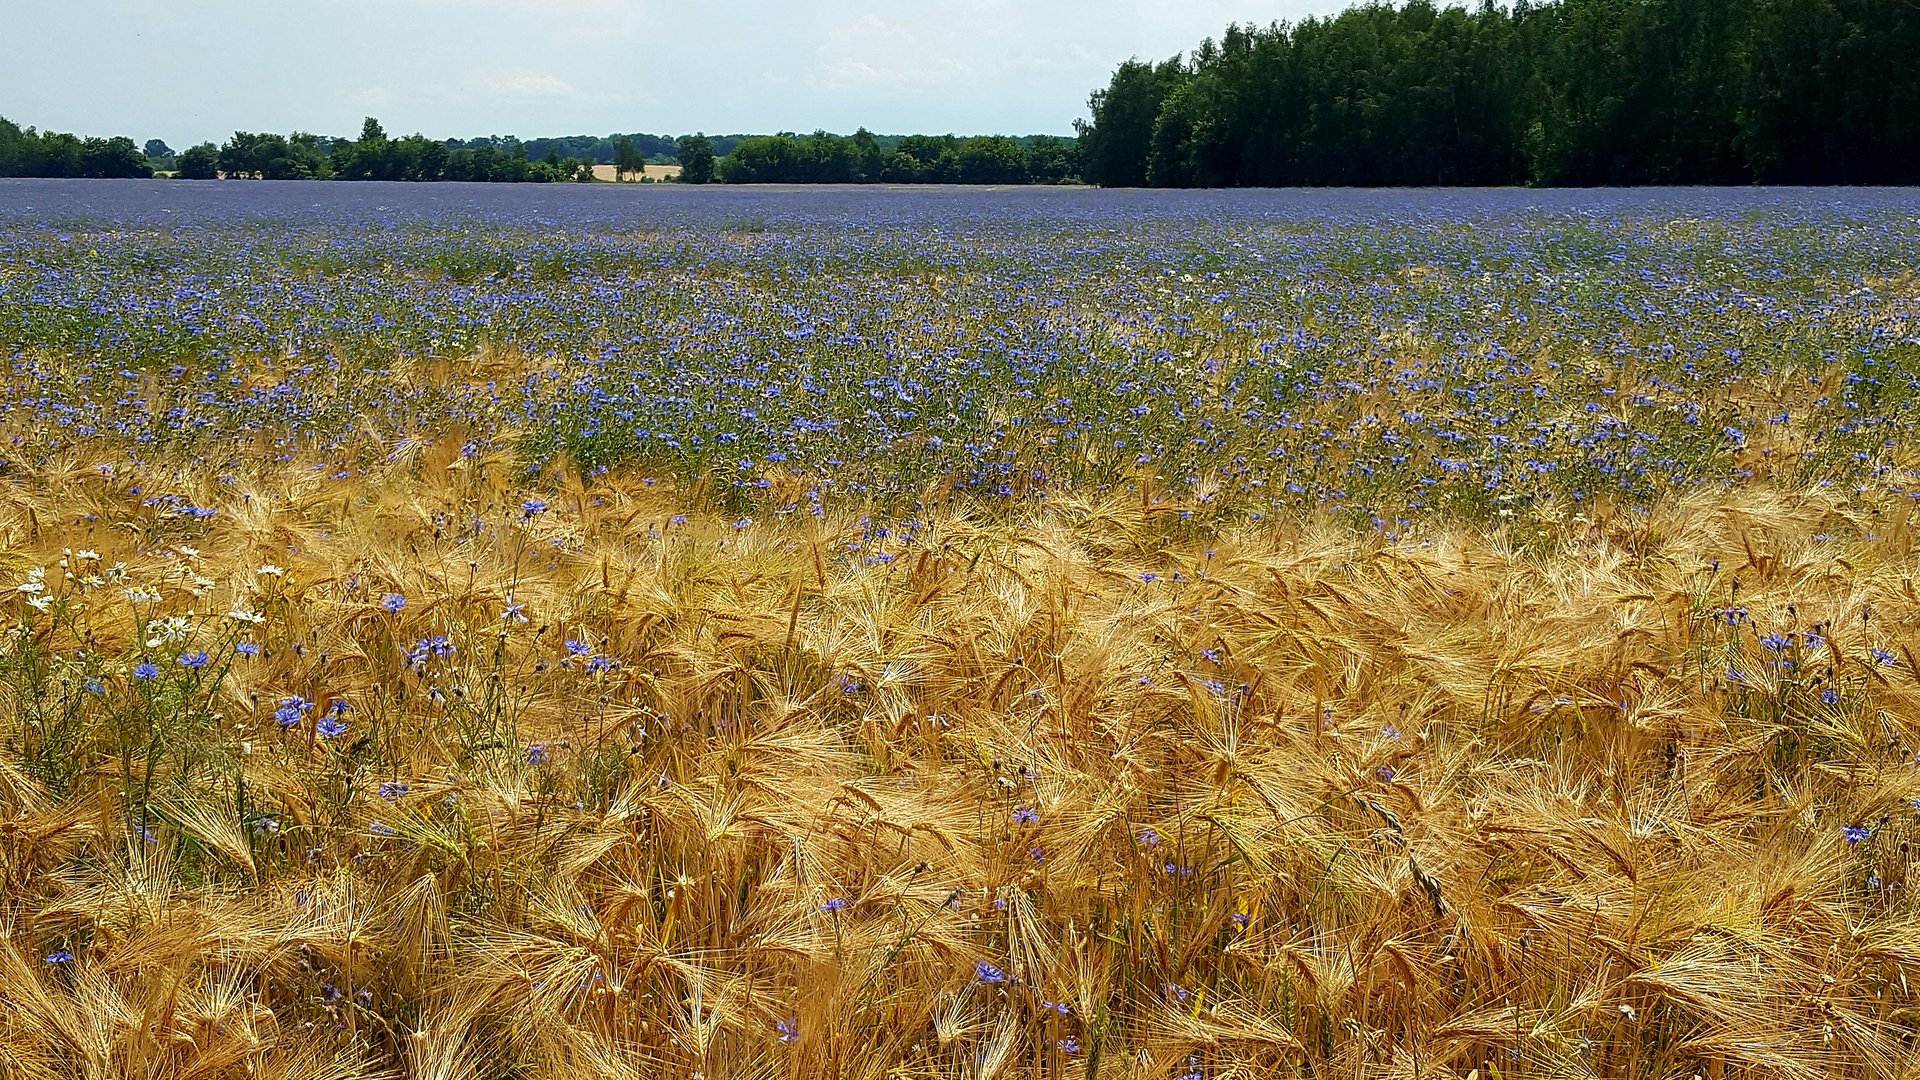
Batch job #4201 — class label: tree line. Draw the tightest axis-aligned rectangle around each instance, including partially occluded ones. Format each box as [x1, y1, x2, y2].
[1, 117, 1078, 185]
[0, 118, 154, 178]
[1078, 0, 1920, 187]
[715, 130, 1081, 184]
[521, 132, 748, 165]
[173, 120, 597, 183]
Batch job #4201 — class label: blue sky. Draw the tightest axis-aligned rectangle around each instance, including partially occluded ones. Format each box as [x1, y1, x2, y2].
[5, 0, 1336, 146]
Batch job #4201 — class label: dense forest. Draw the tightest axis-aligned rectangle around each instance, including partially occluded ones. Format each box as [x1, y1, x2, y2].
[1079, 0, 1920, 187]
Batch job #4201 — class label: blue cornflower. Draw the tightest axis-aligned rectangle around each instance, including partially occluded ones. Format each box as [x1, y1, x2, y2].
[178, 650, 209, 669]
[316, 715, 347, 739]
[565, 639, 590, 656]
[377, 782, 409, 801]
[521, 498, 548, 516]
[408, 636, 454, 666]
[820, 897, 847, 913]
[1873, 647, 1896, 666]
[1058, 1037, 1081, 1055]
[975, 960, 1006, 984]
[132, 661, 160, 680]
[275, 696, 311, 728]
[776, 1018, 799, 1044]
[526, 744, 550, 766]
[1012, 806, 1038, 825]
[1843, 825, 1872, 843]
[381, 593, 405, 613]
[236, 642, 260, 656]
[83, 677, 105, 694]
[1760, 632, 1792, 651]
[45, 949, 73, 964]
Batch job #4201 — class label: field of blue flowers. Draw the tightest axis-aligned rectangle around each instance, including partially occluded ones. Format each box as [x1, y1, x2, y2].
[3, 181, 1920, 1079]
[6, 181, 1916, 526]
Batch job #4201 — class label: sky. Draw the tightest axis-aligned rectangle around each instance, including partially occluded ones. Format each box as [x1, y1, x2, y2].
[4, 0, 1339, 147]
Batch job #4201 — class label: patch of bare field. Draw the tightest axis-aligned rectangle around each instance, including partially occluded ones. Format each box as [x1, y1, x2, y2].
[589, 163, 684, 183]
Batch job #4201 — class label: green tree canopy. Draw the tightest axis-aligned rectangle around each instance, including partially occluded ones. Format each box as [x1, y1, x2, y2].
[176, 143, 219, 180]
[675, 133, 716, 184]
[1076, 0, 1920, 187]
[612, 136, 645, 180]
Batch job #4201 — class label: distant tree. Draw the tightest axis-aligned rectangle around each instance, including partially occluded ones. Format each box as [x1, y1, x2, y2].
[718, 135, 796, 182]
[0, 117, 28, 176]
[612, 136, 644, 181]
[143, 139, 174, 161]
[954, 136, 1027, 184]
[797, 130, 855, 182]
[334, 118, 393, 180]
[877, 150, 921, 183]
[282, 132, 330, 179]
[176, 142, 219, 179]
[675, 133, 716, 184]
[1079, 58, 1185, 187]
[217, 133, 266, 179]
[848, 128, 884, 182]
[407, 136, 450, 181]
[0, 122, 23, 176]
[1023, 134, 1081, 184]
[33, 131, 85, 177]
[81, 136, 154, 179]
[895, 134, 958, 182]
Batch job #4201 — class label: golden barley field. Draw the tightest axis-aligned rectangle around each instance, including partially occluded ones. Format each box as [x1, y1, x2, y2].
[3, 443, 1920, 1080]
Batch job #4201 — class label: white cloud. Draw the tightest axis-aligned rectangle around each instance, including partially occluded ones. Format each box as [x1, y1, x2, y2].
[807, 14, 975, 91]
[485, 73, 581, 99]
[810, 55, 974, 91]
[401, 0, 655, 41]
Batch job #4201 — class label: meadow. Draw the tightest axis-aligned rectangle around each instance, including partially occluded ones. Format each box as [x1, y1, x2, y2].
[1, 179, 1919, 1079]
